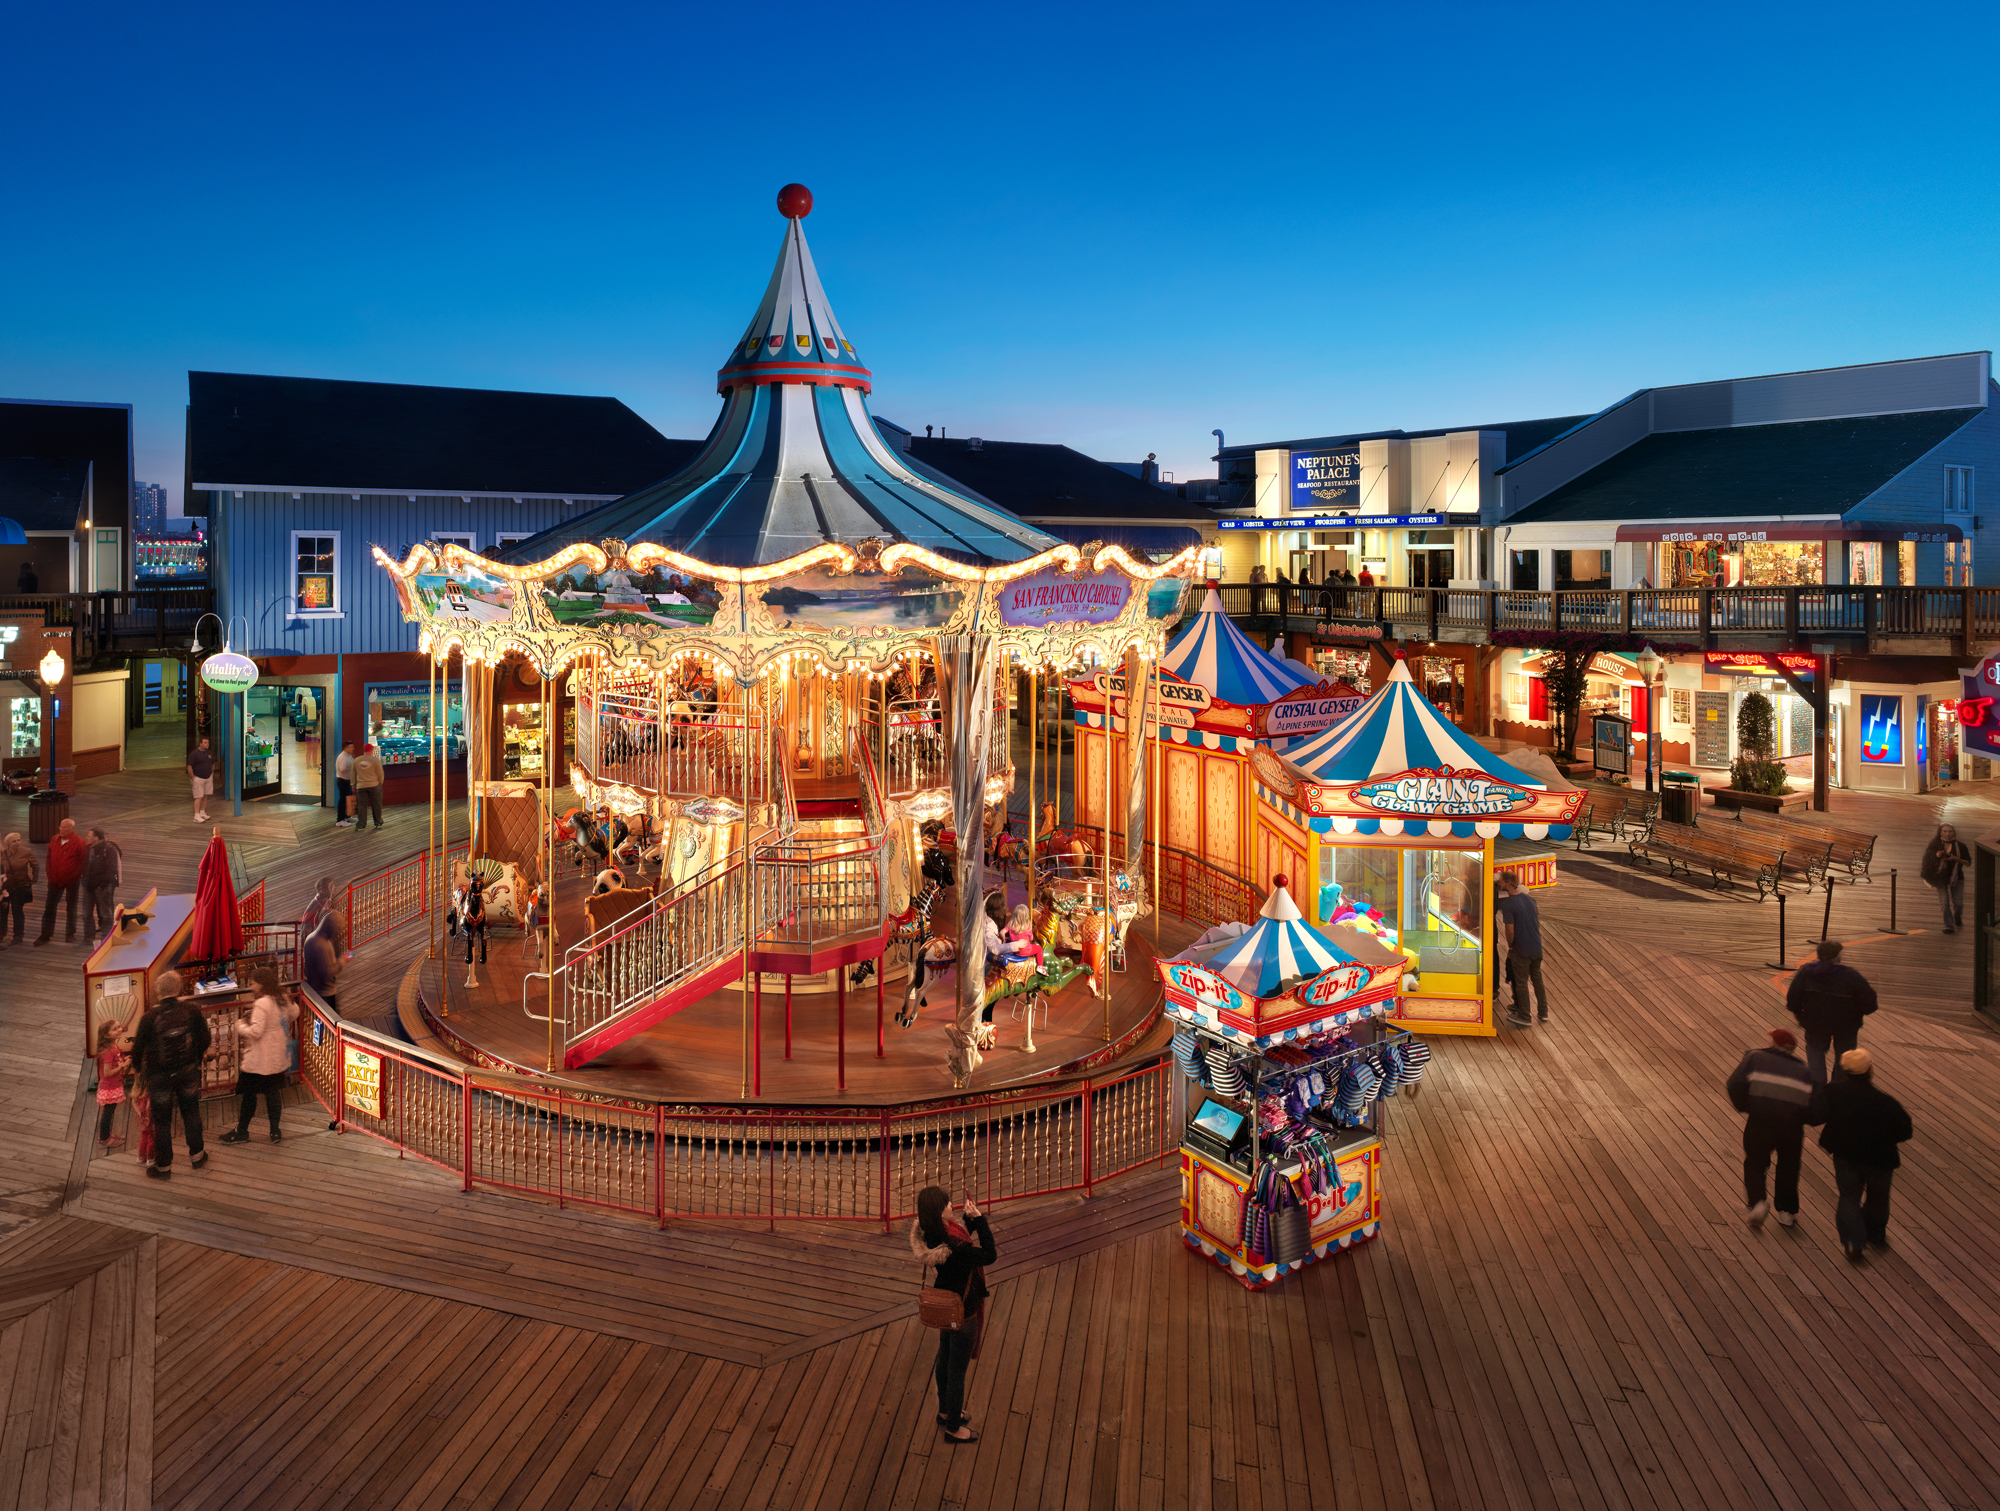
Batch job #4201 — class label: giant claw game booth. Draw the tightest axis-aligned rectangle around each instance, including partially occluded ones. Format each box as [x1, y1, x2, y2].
[1250, 661, 1582, 1036]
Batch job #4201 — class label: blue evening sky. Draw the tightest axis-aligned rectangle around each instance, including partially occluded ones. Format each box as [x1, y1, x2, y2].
[5, 1, 1997, 511]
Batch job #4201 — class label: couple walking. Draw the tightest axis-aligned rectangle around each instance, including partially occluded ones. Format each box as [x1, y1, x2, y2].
[1728, 1029, 1912, 1263]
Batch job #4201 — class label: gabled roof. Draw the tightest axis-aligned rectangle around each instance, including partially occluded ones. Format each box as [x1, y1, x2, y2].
[1502, 408, 1981, 524]
[1215, 416, 1589, 465]
[906, 438, 1216, 523]
[0, 456, 89, 531]
[187, 372, 701, 497]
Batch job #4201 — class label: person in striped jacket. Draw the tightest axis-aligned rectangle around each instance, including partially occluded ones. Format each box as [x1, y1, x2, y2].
[1726, 1027, 1825, 1230]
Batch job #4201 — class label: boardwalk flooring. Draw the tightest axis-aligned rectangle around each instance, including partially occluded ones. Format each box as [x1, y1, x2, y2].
[3, 769, 1998, 1507]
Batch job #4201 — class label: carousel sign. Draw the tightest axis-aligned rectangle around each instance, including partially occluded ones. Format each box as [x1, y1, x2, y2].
[998, 568, 1130, 628]
[1161, 960, 1245, 1015]
[1297, 766, 1584, 824]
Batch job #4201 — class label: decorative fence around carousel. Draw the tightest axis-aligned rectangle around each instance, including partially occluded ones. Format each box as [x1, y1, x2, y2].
[294, 985, 1177, 1229]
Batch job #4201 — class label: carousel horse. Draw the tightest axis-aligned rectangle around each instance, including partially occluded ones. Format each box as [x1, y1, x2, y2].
[613, 811, 662, 873]
[881, 843, 957, 1023]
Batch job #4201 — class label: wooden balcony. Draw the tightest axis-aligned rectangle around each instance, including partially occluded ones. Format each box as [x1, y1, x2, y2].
[0, 586, 216, 659]
[1212, 580, 1996, 655]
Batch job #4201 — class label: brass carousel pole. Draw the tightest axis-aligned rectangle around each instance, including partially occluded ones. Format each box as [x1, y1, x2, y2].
[1102, 651, 1113, 1042]
[740, 671, 753, 1101]
[1026, 662, 1037, 903]
[428, 647, 438, 966]
[545, 664, 557, 1074]
[1152, 647, 1161, 951]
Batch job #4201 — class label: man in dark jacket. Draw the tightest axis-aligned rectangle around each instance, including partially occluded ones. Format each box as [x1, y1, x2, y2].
[129, 971, 211, 1178]
[1726, 1027, 1824, 1228]
[1785, 939, 1877, 1085]
[83, 826, 122, 942]
[1820, 1048, 1913, 1261]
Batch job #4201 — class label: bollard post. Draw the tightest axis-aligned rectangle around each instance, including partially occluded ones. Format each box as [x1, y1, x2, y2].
[1820, 875, 1836, 942]
[1882, 868, 1907, 935]
[1766, 892, 1793, 972]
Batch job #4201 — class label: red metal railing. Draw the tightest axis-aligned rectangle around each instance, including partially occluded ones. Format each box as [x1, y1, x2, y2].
[237, 879, 265, 925]
[295, 985, 1176, 1227]
[343, 839, 470, 950]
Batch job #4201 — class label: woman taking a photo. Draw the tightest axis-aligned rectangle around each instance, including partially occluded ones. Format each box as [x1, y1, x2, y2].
[912, 1185, 996, 1443]
[1921, 823, 1971, 933]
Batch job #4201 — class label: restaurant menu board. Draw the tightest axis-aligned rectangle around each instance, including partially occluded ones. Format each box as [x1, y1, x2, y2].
[1693, 691, 1730, 767]
[1592, 715, 1630, 775]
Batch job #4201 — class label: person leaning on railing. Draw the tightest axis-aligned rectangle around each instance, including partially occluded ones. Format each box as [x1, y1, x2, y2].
[303, 915, 342, 1012]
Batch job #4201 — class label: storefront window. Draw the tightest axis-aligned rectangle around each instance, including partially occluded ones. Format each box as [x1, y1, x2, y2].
[1509, 550, 1540, 590]
[1661, 542, 1722, 588]
[502, 700, 545, 777]
[365, 681, 465, 765]
[1849, 541, 1882, 585]
[1740, 541, 1823, 586]
[8, 697, 40, 757]
[1553, 549, 1610, 590]
[1322, 844, 1484, 994]
[1312, 646, 1372, 693]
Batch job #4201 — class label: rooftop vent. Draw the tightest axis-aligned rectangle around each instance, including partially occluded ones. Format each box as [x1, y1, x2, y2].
[967, 437, 983, 451]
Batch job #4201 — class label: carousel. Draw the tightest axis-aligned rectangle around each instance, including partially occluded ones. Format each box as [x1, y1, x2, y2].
[375, 184, 1199, 1101]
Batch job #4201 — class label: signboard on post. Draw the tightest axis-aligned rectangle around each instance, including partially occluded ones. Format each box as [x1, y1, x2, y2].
[1592, 713, 1631, 776]
[343, 1042, 386, 1120]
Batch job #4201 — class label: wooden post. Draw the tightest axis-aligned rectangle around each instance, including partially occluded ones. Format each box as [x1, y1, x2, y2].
[837, 969, 846, 1092]
[1699, 589, 1713, 646]
[1784, 587, 1801, 645]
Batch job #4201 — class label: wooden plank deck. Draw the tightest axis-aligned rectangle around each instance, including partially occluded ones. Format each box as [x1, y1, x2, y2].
[5, 768, 2000, 1507]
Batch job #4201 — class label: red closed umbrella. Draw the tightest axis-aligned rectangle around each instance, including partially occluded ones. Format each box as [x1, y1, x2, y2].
[187, 827, 245, 963]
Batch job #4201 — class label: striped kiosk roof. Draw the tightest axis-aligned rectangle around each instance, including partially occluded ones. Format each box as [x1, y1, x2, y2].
[1285, 660, 1546, 789]
[1203, 881, 1363, 1000]
[1160, 587, 1315, 705]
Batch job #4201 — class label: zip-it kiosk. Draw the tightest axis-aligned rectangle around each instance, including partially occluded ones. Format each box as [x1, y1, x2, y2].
[1249, 662, 1581, 1036]
[1161, 880, 1418, 1289]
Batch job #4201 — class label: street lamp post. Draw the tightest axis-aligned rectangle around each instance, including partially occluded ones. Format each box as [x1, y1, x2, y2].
[1635, 646, 1663, 793]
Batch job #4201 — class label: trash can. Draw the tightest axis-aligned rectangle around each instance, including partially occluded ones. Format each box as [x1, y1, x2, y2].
[28, 789, 70, 843]
[1659, 773, 1697, 827]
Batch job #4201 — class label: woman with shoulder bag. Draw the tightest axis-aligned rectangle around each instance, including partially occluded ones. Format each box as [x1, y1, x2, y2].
[911, 1185, 996, 1443]
[0, 831, 38, 947]
[1920, 823, 1971, 933]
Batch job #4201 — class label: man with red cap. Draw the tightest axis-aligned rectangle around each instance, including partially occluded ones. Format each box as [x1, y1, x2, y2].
[1726, 1027, 1825, 1229]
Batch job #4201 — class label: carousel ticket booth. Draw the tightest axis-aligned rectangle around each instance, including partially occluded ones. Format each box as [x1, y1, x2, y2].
[1249, 662, 1581, 1035]
[372, 183, 1200, 1097]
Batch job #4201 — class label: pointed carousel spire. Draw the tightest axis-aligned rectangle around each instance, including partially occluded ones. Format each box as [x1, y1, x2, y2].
[715, 183, 871, 394]
[496, 185, 1059, 569]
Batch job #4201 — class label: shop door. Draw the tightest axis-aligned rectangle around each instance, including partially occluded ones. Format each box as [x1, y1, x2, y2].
[1406, 549, 1454, 588]
[242, 685, 285, 798]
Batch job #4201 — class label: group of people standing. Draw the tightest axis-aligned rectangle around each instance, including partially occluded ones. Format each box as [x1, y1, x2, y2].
[1, 818, 123, 948]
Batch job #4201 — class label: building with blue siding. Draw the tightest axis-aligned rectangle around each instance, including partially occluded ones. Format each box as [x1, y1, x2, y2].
[185, 372, 698, 809]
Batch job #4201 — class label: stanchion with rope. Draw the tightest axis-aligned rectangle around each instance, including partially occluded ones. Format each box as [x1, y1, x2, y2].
[1819, 875, 1837, 942]
[1882, 868, 1907, 934]
[1766, 892, 1793, 972]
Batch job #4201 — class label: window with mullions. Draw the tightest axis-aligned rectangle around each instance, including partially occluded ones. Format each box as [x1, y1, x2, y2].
[292, 532, 339, 614]
[1946, 465, 1974, 514]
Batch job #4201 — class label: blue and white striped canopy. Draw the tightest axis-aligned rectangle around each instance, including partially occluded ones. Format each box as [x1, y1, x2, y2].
[1160, 588, 1315, 705]
[1286, 661, 1545, 789]
[1204, 883, 1357, 999]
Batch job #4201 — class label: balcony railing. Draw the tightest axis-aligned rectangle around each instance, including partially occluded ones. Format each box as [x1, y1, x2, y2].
[0, 587, 215, 657]
[1210, 581, 1995, 646]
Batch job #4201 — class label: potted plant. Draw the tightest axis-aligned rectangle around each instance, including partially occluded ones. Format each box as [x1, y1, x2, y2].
[1707, 691, 1802, 812]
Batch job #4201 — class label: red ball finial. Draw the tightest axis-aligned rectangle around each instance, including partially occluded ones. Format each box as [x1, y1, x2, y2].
[777, 183, 813, 219]
[1272, 873, 1289, 890]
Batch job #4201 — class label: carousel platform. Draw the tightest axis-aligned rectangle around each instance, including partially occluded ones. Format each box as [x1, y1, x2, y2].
[403, 870, 1197, 1108]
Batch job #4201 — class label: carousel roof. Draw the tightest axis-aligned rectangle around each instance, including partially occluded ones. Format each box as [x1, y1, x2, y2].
[1201, 880, 1362, 999]
[1284, 661, 1546, 787]
[496, 185, 1059, 570]
[1160, 587, 1316, 704]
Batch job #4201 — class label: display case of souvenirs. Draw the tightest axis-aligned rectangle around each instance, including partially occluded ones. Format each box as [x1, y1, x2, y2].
[10, 698, 41, 758]
[503, 701, 546, 777]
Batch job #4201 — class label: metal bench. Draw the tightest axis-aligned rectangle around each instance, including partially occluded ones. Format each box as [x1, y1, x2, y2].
[1572, 787, 1659, 851]
[1730, 809, 1834, 891]
[1630, 820, 1786, 900]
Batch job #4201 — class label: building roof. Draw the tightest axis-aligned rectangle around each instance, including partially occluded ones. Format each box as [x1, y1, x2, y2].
[187, 371, 701, 497]
[1215, 416, 1590, 465]
[906, 438, 1216, 523]
[1501, 408, 1981, 524]
[0, 456, 89, 531]
[496, 193, 1059, 569]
